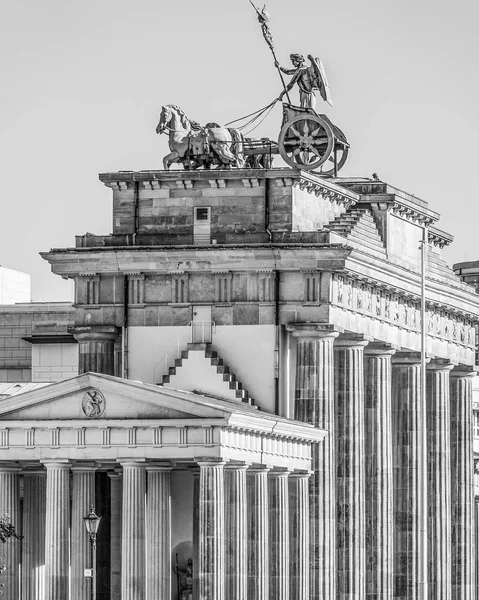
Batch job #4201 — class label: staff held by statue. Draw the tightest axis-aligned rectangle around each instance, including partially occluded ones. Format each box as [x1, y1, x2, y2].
[249, 1, 292, 104]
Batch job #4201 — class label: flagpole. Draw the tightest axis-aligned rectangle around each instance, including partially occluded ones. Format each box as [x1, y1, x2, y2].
[249, 1, 292, 103]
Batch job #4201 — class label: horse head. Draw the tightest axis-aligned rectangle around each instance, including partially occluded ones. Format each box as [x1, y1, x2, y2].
[156, 105, 192, 135]
[156, 105, 172, 134]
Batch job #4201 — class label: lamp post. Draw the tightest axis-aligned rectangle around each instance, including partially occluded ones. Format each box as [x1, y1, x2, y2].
[83, 505, 102, 600]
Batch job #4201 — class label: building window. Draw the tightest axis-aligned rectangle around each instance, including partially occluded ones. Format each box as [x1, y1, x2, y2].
[305, 274, 320, 303]
[194, 207, 211, 245]
[215, 273, 232, 302]
[172, 275, 189, 304]
[85, 276, 100, 305]
[474, 411, 479, 438]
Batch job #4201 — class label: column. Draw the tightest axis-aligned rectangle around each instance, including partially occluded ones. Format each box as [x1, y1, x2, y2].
[146, 465, 172, 600]
[268, 469, 290, 600]
[335, 336, 368, 598]
[108, 471, 122, 600]
[289, 471, 310, 600]
[198, 459, 225, 600]
[450, 368, 476, 600]
[427, 361, 453, 599]
[475, 494, 479, 599]
[287, 323, 338, 600]
[43, 460, 71, 600]
[247, 467, 269, 600]
[224, 463, 248, 600]
[22, 470, 46, 600]
[71, 464, 97, 600]
[120, 461, 146, 600]
[192, 470, 200, 600]
[364, 345, 395, 599]
[0, 464, 21, 599]
[392, 353, 425, 599]
[72, 325, 119, 375]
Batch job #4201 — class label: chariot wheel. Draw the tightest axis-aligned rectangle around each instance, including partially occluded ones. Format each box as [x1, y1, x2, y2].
[278, 114, 334, 171]
[319, 139, 349, 176]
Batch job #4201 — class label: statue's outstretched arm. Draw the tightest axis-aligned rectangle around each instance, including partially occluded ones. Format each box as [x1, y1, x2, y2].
[278, 71, 299, 99]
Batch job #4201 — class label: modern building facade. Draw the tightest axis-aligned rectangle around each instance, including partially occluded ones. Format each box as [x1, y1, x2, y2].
[0, 168, 478, 600]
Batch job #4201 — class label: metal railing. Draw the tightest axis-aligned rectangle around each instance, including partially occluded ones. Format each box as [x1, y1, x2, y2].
[188, 320, 216, 344]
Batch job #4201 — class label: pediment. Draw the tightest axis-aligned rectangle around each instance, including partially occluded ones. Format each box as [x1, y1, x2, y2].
[0, 373, 234, 421]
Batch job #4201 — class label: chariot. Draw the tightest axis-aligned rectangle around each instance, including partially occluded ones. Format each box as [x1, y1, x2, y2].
[156, 102, 349, 176]
[277, 103, 349, 176]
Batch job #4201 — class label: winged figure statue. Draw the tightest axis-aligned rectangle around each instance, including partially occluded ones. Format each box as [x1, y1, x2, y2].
[275, 53, 333, 110]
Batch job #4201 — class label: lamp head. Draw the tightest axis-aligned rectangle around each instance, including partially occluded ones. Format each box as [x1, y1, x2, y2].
[83, 504, 102, 536]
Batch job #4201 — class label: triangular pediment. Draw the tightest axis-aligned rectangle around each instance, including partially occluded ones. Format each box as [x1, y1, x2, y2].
[0, 373, 244, 421]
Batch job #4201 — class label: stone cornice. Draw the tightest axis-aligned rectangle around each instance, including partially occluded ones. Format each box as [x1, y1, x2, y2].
[98, 167, 359, 210]
[428, 226, 453, 248]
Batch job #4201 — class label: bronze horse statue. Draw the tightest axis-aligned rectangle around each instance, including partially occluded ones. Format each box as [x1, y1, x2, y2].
[156, 105, 245, 170]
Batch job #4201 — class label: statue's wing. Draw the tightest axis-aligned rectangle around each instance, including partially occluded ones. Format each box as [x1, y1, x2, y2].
[307, 55, 333, 107]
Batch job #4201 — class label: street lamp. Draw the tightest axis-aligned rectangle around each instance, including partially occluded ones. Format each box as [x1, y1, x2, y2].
[83, 505, 101, 600]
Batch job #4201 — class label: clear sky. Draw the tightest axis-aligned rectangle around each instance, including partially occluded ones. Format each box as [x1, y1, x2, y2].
[1, 0, 478, 301]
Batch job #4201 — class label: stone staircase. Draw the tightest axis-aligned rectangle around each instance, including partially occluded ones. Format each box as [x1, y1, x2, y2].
[324, 208, 387, 259]
[158, 343, 256, 407]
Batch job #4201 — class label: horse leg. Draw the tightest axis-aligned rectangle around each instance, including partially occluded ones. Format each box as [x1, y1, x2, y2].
[163, 151, 180, 170]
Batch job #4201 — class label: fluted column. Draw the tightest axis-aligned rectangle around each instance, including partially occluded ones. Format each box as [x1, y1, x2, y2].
[0, 464, 21, 599]
[289, 471, 310, 600]
[287, 323, 338, 600]
[450, 368, 476, 599]
[72, 325, 119, 375]
[43, 460, 71, 600]
[475, 494, 479, 599]
[108, 471, 122, 600]
[198, 459, 225, 600]
[192, 470, 200, 600]
[71, 464, 97, 600]
[247, 467, 269, 600]
[364, 345, 395, 599]
[146, 465, 172, 600]
[427, 361, 454, 599]
[22, 470, 46, 600]
[225, 463, 248, 600]
[335, 336, 368, 598]
[392, 353, 426, 599]
[268, 469, 290, 600]
[121, 461, 146, 600]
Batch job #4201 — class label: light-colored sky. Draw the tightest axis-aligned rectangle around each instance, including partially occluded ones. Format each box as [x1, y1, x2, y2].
[1, 0, 478, 301]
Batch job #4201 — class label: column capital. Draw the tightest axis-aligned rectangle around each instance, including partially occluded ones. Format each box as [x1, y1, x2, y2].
[247, 465, 271, 475]
[117, 458, 147, 469]
[286, 323, 339, 340]
[21, 467, 46, 476]
[392, 351, 428, 365]
[364, 343, 397, 357]
[41, 460, 72, 470]
[224, 461, 249, 471]
[427, 359, 454, 372]
[0, 462, 21, 472]
[450, 365, 476, 378]
[146, 462, 173, 473]
[289, 469, 312, 480]
[268, 467, 290, 477]
[70, 462, 98, 472]
[335, 333, 370, 349]
[196, 457, 226, 468]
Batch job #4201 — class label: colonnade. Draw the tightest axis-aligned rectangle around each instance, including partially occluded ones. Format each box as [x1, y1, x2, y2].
[289, 323, 476, 600]
[0, 460, 311, 600]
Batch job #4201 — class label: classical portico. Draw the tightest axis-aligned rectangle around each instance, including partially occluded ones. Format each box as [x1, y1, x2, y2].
[0, 373, 323, 600]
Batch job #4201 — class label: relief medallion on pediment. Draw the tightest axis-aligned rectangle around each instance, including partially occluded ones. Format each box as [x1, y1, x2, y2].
[82, 390, 106, 419]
